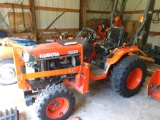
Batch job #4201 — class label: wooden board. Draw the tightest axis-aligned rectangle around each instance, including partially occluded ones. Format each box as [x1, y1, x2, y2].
[125, 21, 134, 34]
[8, 12, 31, 33]
[125, 21, 134, 43]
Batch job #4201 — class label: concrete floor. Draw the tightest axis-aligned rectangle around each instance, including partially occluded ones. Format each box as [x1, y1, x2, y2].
[0, 76, 160, 120]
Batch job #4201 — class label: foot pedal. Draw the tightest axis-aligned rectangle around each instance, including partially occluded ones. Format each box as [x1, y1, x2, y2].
[0, 107, 19, 120]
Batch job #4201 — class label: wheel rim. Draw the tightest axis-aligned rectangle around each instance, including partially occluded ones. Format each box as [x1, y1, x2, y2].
[46, 97, 69, 119]
[126, 68, 142, 90]
[0, 63, 16, 84]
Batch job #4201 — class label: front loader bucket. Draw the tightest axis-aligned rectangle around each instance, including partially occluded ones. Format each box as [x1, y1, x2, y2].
[148, 69, 160, 101]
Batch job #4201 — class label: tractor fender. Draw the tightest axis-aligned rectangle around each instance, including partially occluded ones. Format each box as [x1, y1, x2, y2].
[0, 46, 13, 58]
[107, 46, 139, 65]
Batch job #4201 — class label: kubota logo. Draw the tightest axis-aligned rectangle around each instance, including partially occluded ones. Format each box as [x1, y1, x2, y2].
[40, 52, 60, 58]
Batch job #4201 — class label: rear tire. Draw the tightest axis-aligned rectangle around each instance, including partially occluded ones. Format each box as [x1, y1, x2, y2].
[35, 84, 75, 120]
[110, 56, 147, 97]
[0, 58, 17, 85]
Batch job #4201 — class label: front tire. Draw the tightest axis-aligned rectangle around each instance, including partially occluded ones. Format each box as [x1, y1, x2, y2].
[0, 58, 17, 85]
[35, 84, 75, 120]
[110, 56, 147, 97]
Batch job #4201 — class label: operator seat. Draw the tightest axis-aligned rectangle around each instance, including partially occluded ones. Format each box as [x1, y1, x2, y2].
[95, 27, 125, 54]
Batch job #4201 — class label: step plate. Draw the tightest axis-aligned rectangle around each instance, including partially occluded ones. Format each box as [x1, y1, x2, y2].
[90, 64, 104, 76]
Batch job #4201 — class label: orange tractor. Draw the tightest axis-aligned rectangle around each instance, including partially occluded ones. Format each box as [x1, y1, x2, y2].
[12, 0, 158, 119]
[13, 26, 147, 120]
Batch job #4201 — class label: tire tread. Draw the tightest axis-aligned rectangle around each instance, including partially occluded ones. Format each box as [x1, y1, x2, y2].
[110, 56, 147, 97]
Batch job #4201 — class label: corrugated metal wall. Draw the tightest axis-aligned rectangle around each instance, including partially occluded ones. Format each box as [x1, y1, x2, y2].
[35, 0, 79, 9]
[35, 0, 80, 29]
[87, 0, 113, 20]
[0, 0, 79, 30]
[36, 11, 79, 29]
[1, 0, 159, 47]
[124, 0, 147, 21]
[0, 0, 113, 30]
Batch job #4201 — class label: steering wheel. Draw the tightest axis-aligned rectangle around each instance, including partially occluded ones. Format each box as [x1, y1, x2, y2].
[82, 28, 99, 43]
[75, 27, 101, 43]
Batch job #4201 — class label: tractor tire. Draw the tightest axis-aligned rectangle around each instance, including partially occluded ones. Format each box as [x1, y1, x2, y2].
[35, 84, 75, 120]
[0, 58, 17, 85]
[110, 56, 147, 97]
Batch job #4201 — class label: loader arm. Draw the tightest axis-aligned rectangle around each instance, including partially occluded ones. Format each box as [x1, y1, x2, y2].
[0, 38, 23, 58]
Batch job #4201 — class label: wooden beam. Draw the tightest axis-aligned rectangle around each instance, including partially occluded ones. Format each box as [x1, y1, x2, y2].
[0, 3, 29, 9]
[0, 3, 159, 14]
[29, 0, 37, 34]
[149, 31, 160, 36]
[124, 10, 144, 14]
[0, 28, 79, 34]
[86, 10, 111, 14]
[37, 28, 79, 33]
[153, 9, 160, 13]
[35, 6, 79, 12]
[79, 0, 88, 30]
[0, 3, 79, 12]
[123, 9, 160, 14]
[1, 28, 159, 35]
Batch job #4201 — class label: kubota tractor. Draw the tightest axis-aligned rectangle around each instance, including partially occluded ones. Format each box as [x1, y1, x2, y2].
[12, 0, 157, 119]
[13, 26, 147, 120]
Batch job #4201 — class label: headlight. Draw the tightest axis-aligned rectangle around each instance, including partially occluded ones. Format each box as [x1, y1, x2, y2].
[22, 52, 36, 62]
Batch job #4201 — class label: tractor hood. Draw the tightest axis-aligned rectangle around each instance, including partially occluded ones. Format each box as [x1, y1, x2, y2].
[23, 41, 82, 60]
